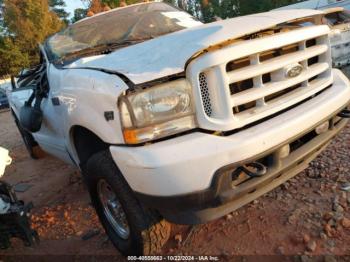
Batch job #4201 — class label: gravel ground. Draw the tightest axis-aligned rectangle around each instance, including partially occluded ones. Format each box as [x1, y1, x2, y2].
[0, 68, 350, 259]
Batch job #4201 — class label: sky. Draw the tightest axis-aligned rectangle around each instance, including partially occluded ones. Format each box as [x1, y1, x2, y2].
[65, 0, 86, 18]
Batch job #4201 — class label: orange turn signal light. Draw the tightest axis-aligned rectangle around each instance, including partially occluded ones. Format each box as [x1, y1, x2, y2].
[123, 129, 139, 144]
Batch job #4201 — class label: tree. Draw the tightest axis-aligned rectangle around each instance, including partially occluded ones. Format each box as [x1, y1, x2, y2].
[82, 0, 145, 14]
[0, 0, 5, 34]
[0, 38, 29, 76]
[101, 0, 120, 8]
[49, 0, 69, 24]
[89, 0, 105, 13]
[71, 8, 87, 23]
[164, 0, 302, 23]
[78, 0, 305, 23]
[4, 0, 63, 53]
[101, 0, 142, 8]
[0, 0, 63, 76]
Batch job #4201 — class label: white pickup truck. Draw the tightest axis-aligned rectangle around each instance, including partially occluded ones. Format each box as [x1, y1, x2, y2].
[7, 2, 350, 255]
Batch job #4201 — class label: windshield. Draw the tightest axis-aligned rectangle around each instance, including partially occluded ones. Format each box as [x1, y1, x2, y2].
[46, 2, 202, 61]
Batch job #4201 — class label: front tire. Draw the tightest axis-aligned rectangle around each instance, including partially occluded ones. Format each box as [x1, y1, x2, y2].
[85, 150, 171, 255]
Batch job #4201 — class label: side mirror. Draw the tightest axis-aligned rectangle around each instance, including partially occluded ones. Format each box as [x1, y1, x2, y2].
[19, 105, 43, 133]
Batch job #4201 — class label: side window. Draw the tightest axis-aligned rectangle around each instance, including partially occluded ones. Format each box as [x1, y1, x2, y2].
[16, 50, 49, 97]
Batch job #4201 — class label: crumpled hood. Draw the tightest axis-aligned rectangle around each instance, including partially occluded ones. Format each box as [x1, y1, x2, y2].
[66, 9, 324, 85]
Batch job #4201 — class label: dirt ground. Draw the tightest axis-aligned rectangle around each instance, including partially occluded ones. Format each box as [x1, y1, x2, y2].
[1, 76, 350, 260]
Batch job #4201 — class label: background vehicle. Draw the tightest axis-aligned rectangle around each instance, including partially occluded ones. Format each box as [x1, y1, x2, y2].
[323, 7, 350, 66]
[0, 89, 9, 110]
[276, 3, 350, 67]
[7, 3, 350, 255]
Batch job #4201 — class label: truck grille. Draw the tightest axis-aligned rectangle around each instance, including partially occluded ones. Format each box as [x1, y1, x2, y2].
[193, 25, 332, 131]
[199, 72, 212, 117]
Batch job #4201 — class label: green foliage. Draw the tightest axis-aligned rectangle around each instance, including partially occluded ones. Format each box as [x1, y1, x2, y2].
[83, 0, 149, 10]
[237, 0, 301, 16]
[71, 8, 87, 23]
[81, 0, 301, 22]
[4, 0, 63, 52]
[49, 0, 69, 24]
[98, 0, 144, 8]
[0, 0, 5, 34]
[0, 38, 30, 76]
[0, 0, 63, 76]
[101, 0, 120, 8]
[169, 0, 302, 23]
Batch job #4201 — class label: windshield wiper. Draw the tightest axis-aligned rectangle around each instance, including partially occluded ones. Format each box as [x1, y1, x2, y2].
[58, 39, 151, 64]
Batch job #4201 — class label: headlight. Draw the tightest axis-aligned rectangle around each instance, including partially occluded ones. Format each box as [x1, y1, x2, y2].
[119, 79, 196, 144]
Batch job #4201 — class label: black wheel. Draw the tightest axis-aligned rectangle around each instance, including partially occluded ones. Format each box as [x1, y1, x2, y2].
[85, 150, 171, 256]
[14, 117, 44, 159]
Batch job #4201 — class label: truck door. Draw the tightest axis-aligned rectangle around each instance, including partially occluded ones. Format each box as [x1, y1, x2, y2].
[12, 46, 74, 165]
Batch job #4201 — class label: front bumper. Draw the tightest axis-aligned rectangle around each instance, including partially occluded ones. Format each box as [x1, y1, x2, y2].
[136, 117, 347, 224]
[110, 69, 350, 224]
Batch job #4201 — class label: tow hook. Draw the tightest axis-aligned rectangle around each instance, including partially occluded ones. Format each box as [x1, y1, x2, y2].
[238, 162, 267, 178]
[337, 109, 350, 118]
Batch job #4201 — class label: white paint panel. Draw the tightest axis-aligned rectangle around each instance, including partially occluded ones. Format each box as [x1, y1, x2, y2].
[66, 9, 324, 84]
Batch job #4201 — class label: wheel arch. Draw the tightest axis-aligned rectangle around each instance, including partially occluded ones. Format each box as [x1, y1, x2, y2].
[70, 125, 110, 168]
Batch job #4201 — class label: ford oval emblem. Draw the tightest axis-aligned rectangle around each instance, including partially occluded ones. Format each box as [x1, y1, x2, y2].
[285, 64, 303, 78]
